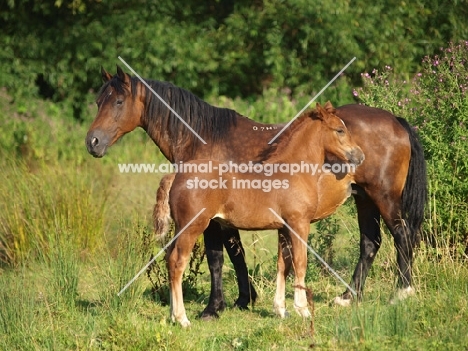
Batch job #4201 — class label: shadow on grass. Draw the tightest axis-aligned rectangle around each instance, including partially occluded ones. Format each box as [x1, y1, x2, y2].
[75, 299, 103, 315]
[141, 287, 209, 306]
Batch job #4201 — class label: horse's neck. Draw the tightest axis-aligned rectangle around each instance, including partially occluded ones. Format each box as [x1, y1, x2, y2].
[266, 120, 324, 164]
[143, 112, 287, 163]
[142, 123, 177, 163]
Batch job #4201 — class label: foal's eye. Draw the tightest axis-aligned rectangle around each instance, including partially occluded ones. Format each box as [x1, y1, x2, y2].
[116, 99, 123, 106]
[336, 128, 345, 135]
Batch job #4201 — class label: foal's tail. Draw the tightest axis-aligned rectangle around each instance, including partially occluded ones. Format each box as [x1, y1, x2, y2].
[153, 173, 176, 237]
[397, 117, 428, 244]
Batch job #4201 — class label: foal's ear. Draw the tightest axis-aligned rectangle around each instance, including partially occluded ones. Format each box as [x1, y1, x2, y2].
[323, 101, 336, 114]
[315, 102, 328, 121]
[116, 65, 131, 86]
[101, 66, 112, 82]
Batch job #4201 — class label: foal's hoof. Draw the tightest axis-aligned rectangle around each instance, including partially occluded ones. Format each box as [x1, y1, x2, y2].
[333, 296, 352, 307]
[273, 306, 290, 319]
[180, 318, 191, 328]
[294, 306, 311, 318]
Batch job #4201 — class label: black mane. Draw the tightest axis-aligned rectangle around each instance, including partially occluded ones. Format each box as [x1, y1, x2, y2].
[97, 75, 238, 152]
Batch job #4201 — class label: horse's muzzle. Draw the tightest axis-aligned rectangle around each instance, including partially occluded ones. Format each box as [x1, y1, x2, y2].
[86, 129, 110, 158]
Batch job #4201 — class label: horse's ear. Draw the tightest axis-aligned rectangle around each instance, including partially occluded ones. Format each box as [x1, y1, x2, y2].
[116, 65, 131, 86]
[324, 101, 336, 114]
[101, 67, 112, 82]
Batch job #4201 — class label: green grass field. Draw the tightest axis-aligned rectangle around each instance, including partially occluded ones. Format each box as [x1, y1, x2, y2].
[1, 91, 467, 350]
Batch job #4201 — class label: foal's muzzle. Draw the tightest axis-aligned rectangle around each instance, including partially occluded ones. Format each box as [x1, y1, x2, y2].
[347, 147, 365, 166]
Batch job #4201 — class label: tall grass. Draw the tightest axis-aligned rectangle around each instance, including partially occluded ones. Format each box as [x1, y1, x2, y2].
[98, 219, 153, 312]
[0, 158, 109, 266]
[0, 269, 37, 349]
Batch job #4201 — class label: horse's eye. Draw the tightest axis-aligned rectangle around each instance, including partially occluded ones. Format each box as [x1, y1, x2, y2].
[336, 128, 345, 135]
[116, 100, 123, 106]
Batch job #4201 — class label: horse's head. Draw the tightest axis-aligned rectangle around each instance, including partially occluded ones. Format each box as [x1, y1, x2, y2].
[315, 101, 364, 166]
[86, 66, 144, 157]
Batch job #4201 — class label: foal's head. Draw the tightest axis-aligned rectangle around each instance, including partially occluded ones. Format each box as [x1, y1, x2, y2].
[86, 67, 144, 157]
[315, 102, 364, 166]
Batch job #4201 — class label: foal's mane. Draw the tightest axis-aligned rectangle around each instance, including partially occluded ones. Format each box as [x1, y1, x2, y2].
[97, 75, 238, 149]
[258, 109, 319, 162]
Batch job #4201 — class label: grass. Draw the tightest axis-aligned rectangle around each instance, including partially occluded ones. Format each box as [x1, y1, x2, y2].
[1, 229, 467, 350]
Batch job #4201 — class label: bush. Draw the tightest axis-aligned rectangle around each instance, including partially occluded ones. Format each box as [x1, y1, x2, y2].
[3, 0, 468, 120]
[354, 41, 468, 255]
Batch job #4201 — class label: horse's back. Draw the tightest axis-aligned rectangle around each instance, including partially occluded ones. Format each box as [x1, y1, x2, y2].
[336, 104, 407, 137]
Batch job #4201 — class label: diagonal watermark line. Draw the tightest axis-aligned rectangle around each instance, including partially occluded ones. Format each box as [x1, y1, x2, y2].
[117, 207, 206, 296]
[268, 208, 357, 296]
[268, 57, 356, 145]
[118, 56, 207, 145]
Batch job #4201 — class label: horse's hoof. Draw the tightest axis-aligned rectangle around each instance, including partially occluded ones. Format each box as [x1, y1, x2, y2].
[199, 309, 220, 321]
[234, 289, 258, 310]
[390, 286, 415, 305]
[234, 303, 250, 311]
[333, 296, 352, 307]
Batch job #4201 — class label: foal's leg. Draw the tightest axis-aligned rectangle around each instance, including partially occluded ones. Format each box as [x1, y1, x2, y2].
[273, 229, 293, 318]
[167, 223, 208, 327]
[335, 188, 381, 306]
[288, 221, 311, 318]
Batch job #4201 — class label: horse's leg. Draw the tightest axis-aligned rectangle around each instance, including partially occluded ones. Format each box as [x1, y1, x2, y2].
[200, 220, 227, 319]
[288, 221, 311, 318]
[339, 185, 416, 305]
[335, 187, 381, 306]
[167, 223, 207, 328]
[273, 228, 293, 318]
[222, 227, 258, 309]
[378, 202, 416, 303]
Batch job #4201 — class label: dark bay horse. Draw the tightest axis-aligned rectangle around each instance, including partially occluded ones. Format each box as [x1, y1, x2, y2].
[152, 103, 364, 326]
[86, 67, 427, 317]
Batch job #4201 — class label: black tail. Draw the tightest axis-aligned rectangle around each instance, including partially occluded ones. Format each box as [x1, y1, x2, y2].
[397, 117, 428, 244]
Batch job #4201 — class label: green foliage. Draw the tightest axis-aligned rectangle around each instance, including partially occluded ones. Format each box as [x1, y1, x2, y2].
[306, 216, 341, 283]
[355, 40, 468, 253]
[2, 0, 468, 119]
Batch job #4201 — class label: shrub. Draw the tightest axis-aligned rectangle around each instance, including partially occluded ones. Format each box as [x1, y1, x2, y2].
[354, 41, 468, 255]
